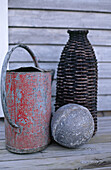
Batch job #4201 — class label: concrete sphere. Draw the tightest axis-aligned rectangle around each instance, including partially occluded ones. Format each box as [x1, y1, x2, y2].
[51, 104, 94, 148]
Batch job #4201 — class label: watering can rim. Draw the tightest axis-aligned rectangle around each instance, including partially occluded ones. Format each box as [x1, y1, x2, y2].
[7, 66, 54, 73]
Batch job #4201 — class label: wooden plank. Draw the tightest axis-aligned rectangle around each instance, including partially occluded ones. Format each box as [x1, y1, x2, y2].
[88, 134, 111, 144]
[0, 131, 5, 140]
[9, 28, 111, 46]
[94, 46, 111, 62]
[98, 121, 111, 127]
[0, 119, 5, 132]
[8, 0, 111, 13]
[0, 140, 5, 150]
[85, 167, 111, 170]
[97, 128, 111, 134]
[98, 63, 111, 78]
[98, 125, 111, 131]
[98, 79, 111, 95]
[0, 0, 8, 117]
[98, 96, 111, 111]
[9, 62, 111, 79]
[98, 116, 111, 121]
[98, 111, 111, 117]
[52, 95, 111, 111]
[0, 152, 110, 170]
[9, 45, 111, 63]
[9, 45, 62, 62]
[0, 125, 5, 132]
[8, 9, 111, 29]
[0, 142, 111, 161]
[0, 117, 111, 169]
[52, 79, 111, 96]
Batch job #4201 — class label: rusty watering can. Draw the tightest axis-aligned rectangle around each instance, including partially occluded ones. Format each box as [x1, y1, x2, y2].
[1, 44, 54, 153]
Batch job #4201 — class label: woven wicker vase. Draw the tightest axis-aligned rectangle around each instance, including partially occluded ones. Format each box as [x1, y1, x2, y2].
[55, 30, 98, 135]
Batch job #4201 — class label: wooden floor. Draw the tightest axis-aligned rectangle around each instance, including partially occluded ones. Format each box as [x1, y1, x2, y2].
[0, 117, 111, 170]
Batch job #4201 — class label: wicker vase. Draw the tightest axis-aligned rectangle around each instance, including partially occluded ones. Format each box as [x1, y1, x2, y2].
[55, 30, 98, 135]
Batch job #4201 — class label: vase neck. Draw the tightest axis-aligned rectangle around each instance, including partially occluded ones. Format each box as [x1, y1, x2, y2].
[68, 30, 88, 40]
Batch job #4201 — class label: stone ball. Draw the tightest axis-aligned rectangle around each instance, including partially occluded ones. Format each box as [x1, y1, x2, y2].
[51, 104, 94, 148]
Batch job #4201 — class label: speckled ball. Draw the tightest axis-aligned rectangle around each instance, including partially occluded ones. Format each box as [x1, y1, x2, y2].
[51, 104, 94, 148]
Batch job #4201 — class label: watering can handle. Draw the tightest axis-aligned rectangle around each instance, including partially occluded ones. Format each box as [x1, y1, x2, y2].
[1, 44, 40, 129]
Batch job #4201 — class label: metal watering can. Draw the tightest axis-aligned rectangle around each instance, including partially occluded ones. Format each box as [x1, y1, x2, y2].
[1, 44, 54, 154]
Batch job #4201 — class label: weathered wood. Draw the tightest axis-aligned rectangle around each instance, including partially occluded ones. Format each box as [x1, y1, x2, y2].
[98, 111, 111, 117]
[0, 126, 5, 132]
[98, 63, 111, 78]
[0, 142, 111, 162]
[98, 96, 111, 111]
[0, 140, 5, 150]
[52, 95, 111, 111]
[0, 117, 111, 169]
[94, 46, 111, 62]
[9, 28, 111, 46]
[88, 134, 111, 144]
[0, 131, 5, 140]
[98, 116, 111, 121]
[8, 9, 111, 29]
[0, 152, 110, 170]
[98, 122, 111, 128]
[98, 79, 111, 95]
[0, 0, 8, 118]
[9, 62, 111, 79]
[0, 144, 111, 169]
[9, 45, 111, 62]
[0, 119, 5, 132]
[8, 0, 111, 13]
[85, 167, 111, 170]
[52, 79, 111, 96]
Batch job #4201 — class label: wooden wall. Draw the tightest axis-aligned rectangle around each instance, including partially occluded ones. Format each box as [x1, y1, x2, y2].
[8, 0, 111, 112]
[0, 0, 8, 117]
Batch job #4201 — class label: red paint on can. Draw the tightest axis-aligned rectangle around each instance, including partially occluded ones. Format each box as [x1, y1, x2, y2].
[5, 71, 51, 153]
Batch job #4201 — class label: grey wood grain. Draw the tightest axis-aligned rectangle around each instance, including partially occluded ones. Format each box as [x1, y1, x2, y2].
[84, 167, 111, 170]
[98, 96, 111, 111]
[52, 79, 111, 96]
[0, 152, 110, 169]
[52, 95, 111, 111]
[98, 79, 111, 95]
[0, 142, 111, 161]
[9, 28, 111, 46]
[8, 0, 111, 13]
[0, 140, 5, 150]
[0, 131, 5, 140]
[8, 9, 111, 29]
[9, 45, 111, 62]
[9, 62, 111, 79]
[98, 116, 111, 121]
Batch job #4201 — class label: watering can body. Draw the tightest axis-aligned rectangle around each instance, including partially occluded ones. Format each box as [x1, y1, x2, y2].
[1, 45, 53, 153]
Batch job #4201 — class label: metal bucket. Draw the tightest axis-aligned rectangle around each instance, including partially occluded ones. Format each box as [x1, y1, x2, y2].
[1, 44, 53, 153]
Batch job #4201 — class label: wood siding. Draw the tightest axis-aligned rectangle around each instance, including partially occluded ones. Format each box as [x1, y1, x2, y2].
[0, 0, 8, 117]
[8, 0, 111, 111]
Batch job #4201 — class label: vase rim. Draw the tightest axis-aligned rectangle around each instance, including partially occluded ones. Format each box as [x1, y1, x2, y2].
[67, 29, 89, 35]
